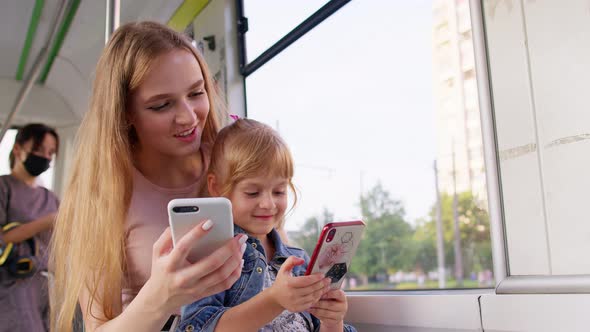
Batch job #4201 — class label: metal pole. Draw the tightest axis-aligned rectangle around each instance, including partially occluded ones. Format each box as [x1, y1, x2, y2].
[434, 160, 446, 288]
[105, 0, 120, 44]
[0, 0, 70, 144]
[469, 0, 509, 285]
[240, 0, 351, 76]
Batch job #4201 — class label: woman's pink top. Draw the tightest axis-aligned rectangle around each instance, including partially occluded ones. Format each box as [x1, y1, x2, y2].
[122, 167, 206, 311]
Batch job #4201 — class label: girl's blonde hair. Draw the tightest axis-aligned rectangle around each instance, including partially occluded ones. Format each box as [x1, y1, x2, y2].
[208, 118, 297, 229]
[49, 21, 223, 332]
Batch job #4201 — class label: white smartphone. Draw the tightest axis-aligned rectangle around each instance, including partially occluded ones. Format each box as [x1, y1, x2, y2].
[305, 220, 366, 289]
[167, 197, 234, 263]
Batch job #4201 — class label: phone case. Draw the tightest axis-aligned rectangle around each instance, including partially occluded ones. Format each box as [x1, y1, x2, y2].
[305, 220, 366, 289]
[168, 197, 234, 263]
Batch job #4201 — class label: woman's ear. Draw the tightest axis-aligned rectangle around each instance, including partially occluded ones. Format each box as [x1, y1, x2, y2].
[208, 174, 220, 197]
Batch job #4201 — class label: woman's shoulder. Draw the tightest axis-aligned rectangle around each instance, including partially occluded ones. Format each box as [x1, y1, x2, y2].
[0, 175, 11, 201]
[0, 174, 15, 186]
[0, 175, 10, 189]
[32, 184, 60, 209]
[45, 187, 60, 205]
[0, 175, 41, 197]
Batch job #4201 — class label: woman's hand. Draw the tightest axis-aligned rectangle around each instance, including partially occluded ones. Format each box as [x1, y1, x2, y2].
[309, 289, 348, 332]
[142, 220, 247, 315]
[267, 256, 331, 313]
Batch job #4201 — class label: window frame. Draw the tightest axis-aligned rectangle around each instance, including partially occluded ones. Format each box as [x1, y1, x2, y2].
[474, 0, 590, 294]
[235, 0, 350, 77]
[238, 0, 577, 294]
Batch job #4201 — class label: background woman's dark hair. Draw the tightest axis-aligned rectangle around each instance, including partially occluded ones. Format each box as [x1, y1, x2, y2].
[9, 123, 59, 169]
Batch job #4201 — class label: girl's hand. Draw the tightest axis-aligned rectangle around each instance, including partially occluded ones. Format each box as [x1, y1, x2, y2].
[267, 256, 331, 313]
[309, 289, 348, 331]
[143, 221, 247, 315]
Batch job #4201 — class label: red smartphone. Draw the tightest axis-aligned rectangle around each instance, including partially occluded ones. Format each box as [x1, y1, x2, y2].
[305, 220, 366, 289]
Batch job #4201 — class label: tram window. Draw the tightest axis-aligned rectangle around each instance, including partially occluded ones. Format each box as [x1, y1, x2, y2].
[0, 130, 17, 176]
[245, 0, 494, 290]
[243, 1, 330, 62]
[0, 129, 54, 190]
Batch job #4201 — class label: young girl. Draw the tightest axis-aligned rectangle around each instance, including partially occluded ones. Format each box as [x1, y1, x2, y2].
[177, 119, 356, 332]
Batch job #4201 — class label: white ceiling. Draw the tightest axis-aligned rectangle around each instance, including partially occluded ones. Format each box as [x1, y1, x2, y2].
[0, 0, 184, 128]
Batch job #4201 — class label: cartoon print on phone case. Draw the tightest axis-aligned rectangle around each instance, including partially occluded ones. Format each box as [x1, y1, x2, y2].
[325, 263, 347, 283]
[317, 231, 354, 283]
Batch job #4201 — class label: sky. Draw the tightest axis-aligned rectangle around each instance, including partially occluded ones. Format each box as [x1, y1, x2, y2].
[243, 0, 437, 230]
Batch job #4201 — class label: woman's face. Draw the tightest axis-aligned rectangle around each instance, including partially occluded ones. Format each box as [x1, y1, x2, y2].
[129, 49, 210, 161]
[15, 133, 57, 161]
[13, 133, 58, 175]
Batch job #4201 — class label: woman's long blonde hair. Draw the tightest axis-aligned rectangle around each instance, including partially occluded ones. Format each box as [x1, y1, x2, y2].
[49, 21, 223, 332]
[208, 119, 297, 229]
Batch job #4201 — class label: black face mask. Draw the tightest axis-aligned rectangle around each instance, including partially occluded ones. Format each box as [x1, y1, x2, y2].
[23, 154, 51, 177]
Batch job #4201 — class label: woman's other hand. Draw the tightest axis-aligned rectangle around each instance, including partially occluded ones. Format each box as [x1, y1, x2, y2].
[143, 221, 247, 315]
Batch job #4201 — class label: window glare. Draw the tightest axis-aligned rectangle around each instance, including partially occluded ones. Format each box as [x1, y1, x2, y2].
[0, 130, 17, 176]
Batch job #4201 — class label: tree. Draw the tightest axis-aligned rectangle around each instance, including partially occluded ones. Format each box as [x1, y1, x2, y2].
[416, 191, 492, 277]
[291, 208, 334, 256]
[351, 183, 413, 279]
[403, 218, 438, 273]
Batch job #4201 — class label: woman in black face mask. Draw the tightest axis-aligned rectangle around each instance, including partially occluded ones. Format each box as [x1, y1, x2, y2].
[0, 123, 59, 332]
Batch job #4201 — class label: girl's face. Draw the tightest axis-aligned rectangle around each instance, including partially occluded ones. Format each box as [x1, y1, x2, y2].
[228, 175, 289, 240]
[129, 49, 210, 161]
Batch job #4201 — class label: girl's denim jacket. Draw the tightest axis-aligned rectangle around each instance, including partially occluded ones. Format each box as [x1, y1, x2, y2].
[177, 226, 357, 332]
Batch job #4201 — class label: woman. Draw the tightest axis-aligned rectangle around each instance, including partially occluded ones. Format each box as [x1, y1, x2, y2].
[0, 123, 60, 331]
[50, 22, 245, 332]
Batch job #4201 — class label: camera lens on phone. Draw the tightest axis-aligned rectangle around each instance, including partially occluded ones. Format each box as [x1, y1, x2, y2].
[326, 228, 337, 242]
[173, 206, 199, 213]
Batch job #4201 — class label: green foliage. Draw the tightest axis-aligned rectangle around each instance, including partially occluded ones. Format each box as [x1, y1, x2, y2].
[403, 218, 438, 272]
[293, 183, 493, 285]
[352, 183, 413, 276]
[291, 209, 333, 257]
[420, 191, 493, 275]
